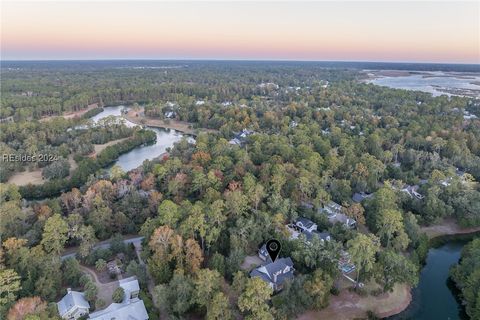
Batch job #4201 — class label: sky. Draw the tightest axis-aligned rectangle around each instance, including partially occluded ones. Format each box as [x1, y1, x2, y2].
[1, 1, 479, 63]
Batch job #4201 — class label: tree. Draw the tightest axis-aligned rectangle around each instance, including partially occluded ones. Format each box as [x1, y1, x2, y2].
[194, 268, 222, 308]
[304, 269, 334, 309]
[450, 238, 480, 319]
[84, 281, 98, 302]
[153, 273, 194, 316]
[185, 239, 204, 275]
[95, 259, 107, 272]
[41, 214, 68, 255]
[78, 226, 97, 258]
[112, 287, 125, 303]
[347, 233, 380, 287]
[6, 296, 47, 320]
[376, 209, 407, 249]
[42, 159, 70, 180]
[126, 261, 147, 287]
[238, 277, 274, 320]
[157, 200, 180, 227]
[62, 258, 82, 287]
[344, 203, 366, 225]
[0, 269, 21, 316]
[376, 250, 418, 292]
[207, 292, 232, 320]
[208, 252, 226, 276]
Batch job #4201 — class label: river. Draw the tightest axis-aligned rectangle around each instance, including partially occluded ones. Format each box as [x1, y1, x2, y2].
[389, 240, 469, 320]
[92, 105, 185, 171]
[367, 71, 480, 98]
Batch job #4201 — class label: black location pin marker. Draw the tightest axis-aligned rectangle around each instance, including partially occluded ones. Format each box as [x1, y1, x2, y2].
[266, 239, 281, 263]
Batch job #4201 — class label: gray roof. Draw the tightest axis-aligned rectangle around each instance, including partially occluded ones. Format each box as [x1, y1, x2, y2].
[352, 192, 372, 203]
[304, 230, 331, 242]
[250, 257, 294, 287]
[57, 290, 90, 317]
[296, 217, 316, 229]
[88, 299, 149, 320]
[119, 277, 140, 302]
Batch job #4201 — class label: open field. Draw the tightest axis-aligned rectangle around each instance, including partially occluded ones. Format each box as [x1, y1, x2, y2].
[91, 138, 130, 157]
[125, 108, 217, 136]
[421, 219, 480, 239]
[297, 284, 411, 320]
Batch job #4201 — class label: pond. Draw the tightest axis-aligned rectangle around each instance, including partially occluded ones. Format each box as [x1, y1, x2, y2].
[92, 106, 185, 171]
[389, 240, 468, 320]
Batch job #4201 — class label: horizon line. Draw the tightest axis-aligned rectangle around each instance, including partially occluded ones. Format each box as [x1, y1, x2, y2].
[2, 58, 479, 66]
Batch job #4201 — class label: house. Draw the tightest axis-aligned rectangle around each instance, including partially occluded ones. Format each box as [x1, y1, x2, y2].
[164, 111, 176, 119]
[329, 214, 356, 229]
[322, 201, 343, 217]
[195, 100, 205, 106]
[250, 258, 294, 291]
[228, 129, 254, 146]
[303, 230, 331, 243]
[88, 277, 148, 320]
[221, 101, 232, 107]
[401, 185, 424, 200]
[321, 202, 356, 229]
[57, 288, 90, 320]
[352, 192, 373, 203]
[258, 244, 271, 262]
[295, 217, 318, 233]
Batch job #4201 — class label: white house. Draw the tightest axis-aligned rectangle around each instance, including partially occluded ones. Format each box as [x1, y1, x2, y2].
[88, 277, 148, 320]
[57, 289, 90, 320]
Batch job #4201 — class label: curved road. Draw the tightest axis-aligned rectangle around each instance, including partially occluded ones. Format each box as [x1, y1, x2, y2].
[61, 236, 144, 261]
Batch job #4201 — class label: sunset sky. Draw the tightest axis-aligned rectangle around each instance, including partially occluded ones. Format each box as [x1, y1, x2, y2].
[1, 1, 479, 63]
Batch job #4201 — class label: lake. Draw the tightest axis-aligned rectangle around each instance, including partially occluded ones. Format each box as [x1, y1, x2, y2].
[368, 72, 480, 97]
[389, 241, 468, 320]
[92, 106, 184, 171]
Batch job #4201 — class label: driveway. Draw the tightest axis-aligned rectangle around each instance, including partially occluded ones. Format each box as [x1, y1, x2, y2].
[80, 265, 118, 306]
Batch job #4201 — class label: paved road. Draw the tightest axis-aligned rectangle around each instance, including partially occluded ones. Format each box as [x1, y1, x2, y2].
[61, 236, 144, 261]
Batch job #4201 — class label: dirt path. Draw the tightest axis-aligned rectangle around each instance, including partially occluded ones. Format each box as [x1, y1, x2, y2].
[124, 108, 217, 136]
[39, 103, 99, 122]
[79, 265, 118, 306]
[90, 137, 130, 157]
[297, 284, 411, 320]
[421, 219, 480, 239]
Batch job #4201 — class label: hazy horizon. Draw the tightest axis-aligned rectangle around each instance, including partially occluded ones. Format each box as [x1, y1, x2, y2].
[2, 1, 479, 63]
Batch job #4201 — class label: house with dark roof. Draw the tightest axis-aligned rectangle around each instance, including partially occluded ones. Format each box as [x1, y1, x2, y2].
[352, 192, 373, 203]
[57, 288, 90, 320]
[250, 258, 295, 291]
[228, 129, 254, 146]
[303, 230, 331, 243]
[258, 244, 271, 262]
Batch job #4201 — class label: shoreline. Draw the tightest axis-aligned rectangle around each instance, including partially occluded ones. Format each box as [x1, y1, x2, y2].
[124, 108, 218, 136]
[297, 222, 480, 320]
